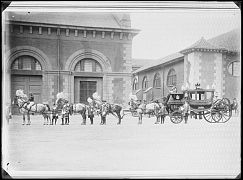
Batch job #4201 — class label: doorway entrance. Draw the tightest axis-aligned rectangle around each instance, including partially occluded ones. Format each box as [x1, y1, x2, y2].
[74, 77, 103, 104]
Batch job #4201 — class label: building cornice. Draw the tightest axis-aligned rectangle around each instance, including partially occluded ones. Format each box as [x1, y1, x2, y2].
[180, 48, 238, 55]
[5, 20, 140, 35]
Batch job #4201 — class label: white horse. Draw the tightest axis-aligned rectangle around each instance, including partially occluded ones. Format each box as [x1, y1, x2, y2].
[56, 92, 94, 125]
[136, 102, 161, 124]
[13, 89, 51, 125]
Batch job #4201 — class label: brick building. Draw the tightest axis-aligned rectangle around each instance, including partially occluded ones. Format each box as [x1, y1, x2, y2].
[132, 29, 240, 102]
[3, 12, 139, 114]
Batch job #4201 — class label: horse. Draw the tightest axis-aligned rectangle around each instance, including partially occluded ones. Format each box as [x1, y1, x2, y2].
[56, 98, 94, 125]
[128, 98, 162, 124]
[88, 97, 124, 125]
[99, 102, 124, 125]
[13, 89, 51, 125]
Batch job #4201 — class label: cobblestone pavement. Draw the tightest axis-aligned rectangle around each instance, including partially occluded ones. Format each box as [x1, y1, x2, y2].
[2, 113, 241, 178]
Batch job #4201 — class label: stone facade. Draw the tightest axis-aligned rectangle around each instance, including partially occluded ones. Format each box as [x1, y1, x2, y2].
[4, 12, 139, 109]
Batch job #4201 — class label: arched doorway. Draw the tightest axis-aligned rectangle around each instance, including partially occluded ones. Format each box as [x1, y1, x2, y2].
[10, 55, 43, 114]
[73, 58, 103, 104]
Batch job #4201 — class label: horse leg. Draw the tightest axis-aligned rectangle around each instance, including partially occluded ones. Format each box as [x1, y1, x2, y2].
[90, 116, 94, 125]
[100, 116, 103, 125]
[160, 115, 164, 124]
[155, 114, 160, 124]
[50, 115, 54, 125]
[61, 115, 64, 125]
[48, 115, 51, 125]
[22, 114, 25, 125]
[27, 114, 31, 125]
[117, 112, 122, 125]
[81, 113, 86, 125]
[103, 116, 106, 125]
[185, 114, 188, 124]
[67, 115, 70, 125]
[55, 116, 57, 125]
[138, 113, 142, 124]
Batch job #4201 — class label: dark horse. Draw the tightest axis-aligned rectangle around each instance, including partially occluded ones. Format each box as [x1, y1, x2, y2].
[89, 98, 124, 125]
[100, 102, 124, 125]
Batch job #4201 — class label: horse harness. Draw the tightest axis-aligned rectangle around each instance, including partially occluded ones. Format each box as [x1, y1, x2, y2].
[16, 96, 45, 114]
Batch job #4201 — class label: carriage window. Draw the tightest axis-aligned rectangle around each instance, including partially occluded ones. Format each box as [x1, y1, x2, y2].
[228, 61, 240, 77]
[206, 92, 213, 100]
[197, 92, 205, 100]
[153, 73, 161, 88]
[11, 56, 42, 70]
[74, 59, 102, 72]
[190, 93, 196, 100]
[142, 76, 148, 90]
[167, 69, 176, 86]
[133, 78, 138, 90]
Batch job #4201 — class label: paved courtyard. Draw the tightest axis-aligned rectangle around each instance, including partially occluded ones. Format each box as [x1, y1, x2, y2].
[3, 113, 241, 178]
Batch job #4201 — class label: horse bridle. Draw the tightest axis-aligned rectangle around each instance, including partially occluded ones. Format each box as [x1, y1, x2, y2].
[14, 96, 29, 109]
[15, 96, 40, 113]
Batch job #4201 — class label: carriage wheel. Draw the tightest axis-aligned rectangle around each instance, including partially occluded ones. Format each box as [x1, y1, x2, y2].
[203, 110, 217, 123]
[211, 109, 222, 122]
[170, 111, 183, 124]
[218, 98, 232, 123]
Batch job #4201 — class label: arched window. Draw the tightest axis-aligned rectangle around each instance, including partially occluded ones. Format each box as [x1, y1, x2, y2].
[11, 55, 42, 70]
[132, 78, 138, 90]
[167, 69, 176, 86]
[74, 59, 102, 72]
[142, 76, 148, 90]
[153, 73, 161, 88]
[228, 61, 240, 77]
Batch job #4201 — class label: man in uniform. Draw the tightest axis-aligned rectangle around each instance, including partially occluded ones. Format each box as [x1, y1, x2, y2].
[51, 103, 59, 125]
[28, 93, 35, 115]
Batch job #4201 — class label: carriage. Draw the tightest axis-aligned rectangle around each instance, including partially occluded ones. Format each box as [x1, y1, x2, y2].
[165, 92, 186, 124]
[184, 88, 232, 123]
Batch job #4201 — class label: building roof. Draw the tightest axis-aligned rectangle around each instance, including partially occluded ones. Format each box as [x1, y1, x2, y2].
[208, 28, 240, 52]
[132, 58, 156, 68]
[181, 37, 224, 53]
[181, 28, 240, 54]
[5, 11, 132, 30]
[134, 28, 240, 75]
[133, 52, 184, 74]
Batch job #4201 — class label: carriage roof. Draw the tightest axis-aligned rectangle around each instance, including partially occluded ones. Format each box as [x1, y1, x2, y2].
[184, 88, 215, 93]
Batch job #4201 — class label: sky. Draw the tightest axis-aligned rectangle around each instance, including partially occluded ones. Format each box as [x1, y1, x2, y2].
[130, 9, 241, 60]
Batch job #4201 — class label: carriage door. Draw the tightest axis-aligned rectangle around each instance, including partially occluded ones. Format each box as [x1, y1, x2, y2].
[80, 81, 97, 104]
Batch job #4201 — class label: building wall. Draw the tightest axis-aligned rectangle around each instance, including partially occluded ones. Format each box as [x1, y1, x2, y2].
[223, 53, 241, 101]
[133, 59, 184, 102]
[184, 51, 240, 101]
[5, 22, 134, 107]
